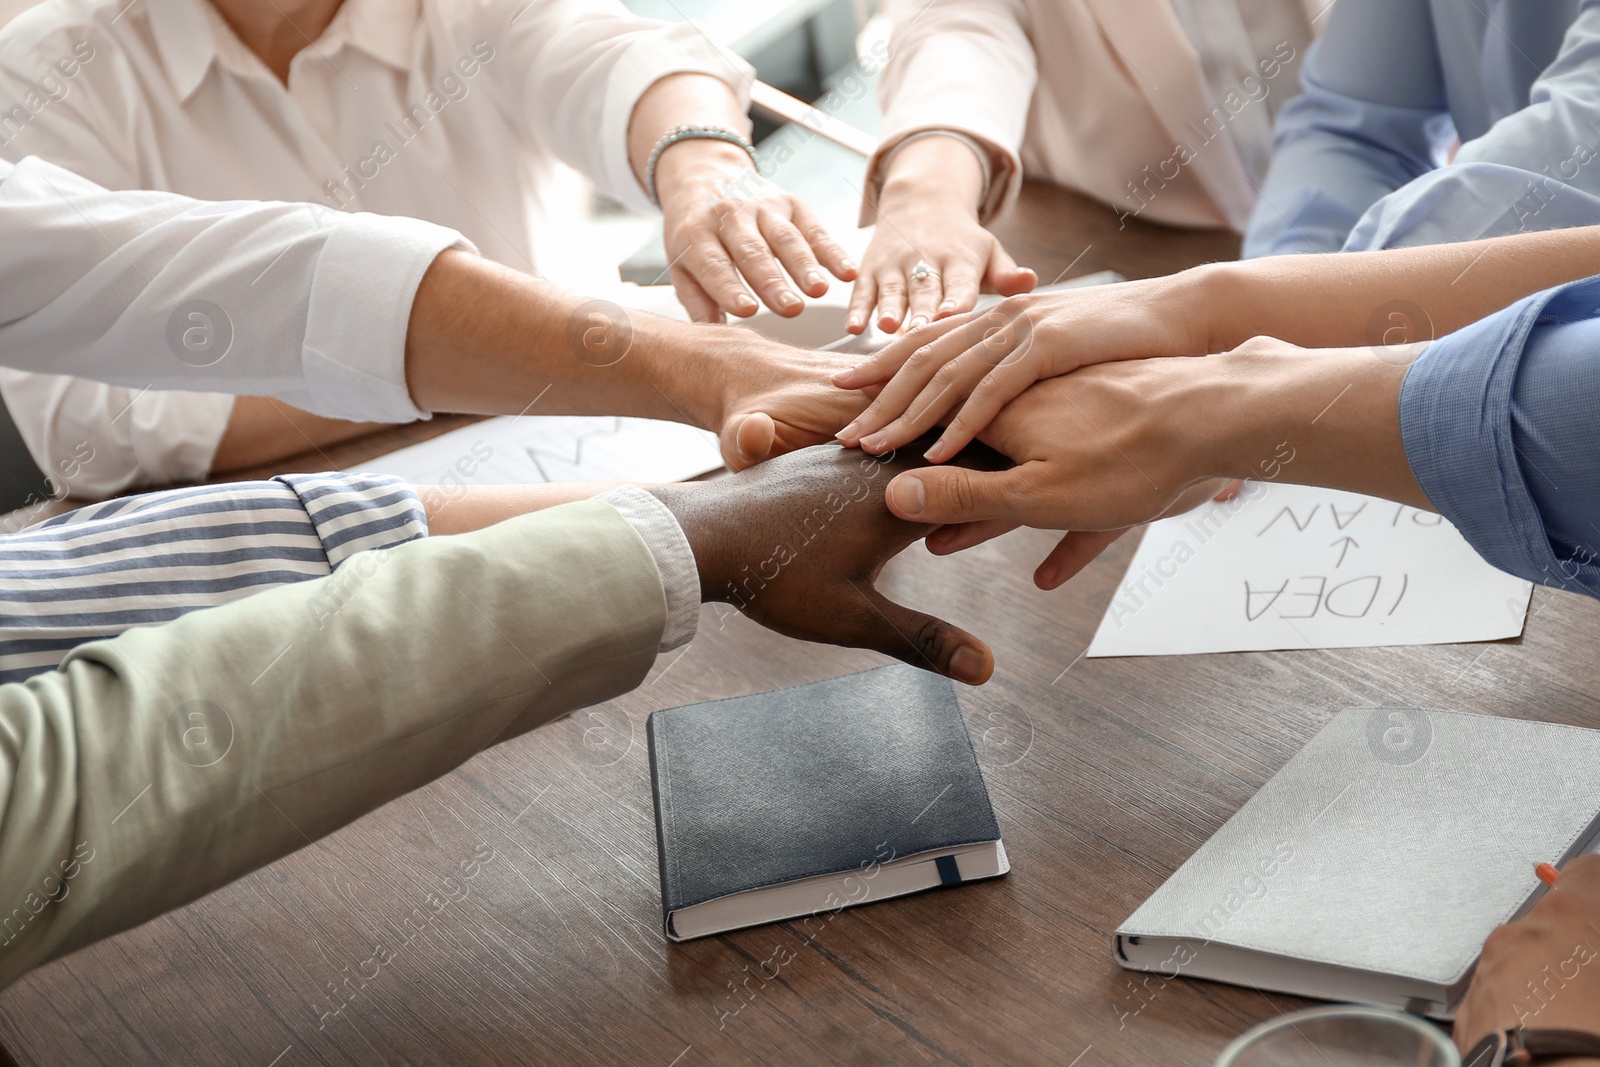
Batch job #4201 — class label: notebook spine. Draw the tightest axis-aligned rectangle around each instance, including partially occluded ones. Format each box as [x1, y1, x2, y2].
[644, 711, 677, 937]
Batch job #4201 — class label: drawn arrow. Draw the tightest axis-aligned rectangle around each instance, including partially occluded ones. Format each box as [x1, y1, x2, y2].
[1330, 536, 1359, 568]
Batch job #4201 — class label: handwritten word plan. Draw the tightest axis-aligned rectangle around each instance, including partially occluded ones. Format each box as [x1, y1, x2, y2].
[1085, 482, 1532, 658]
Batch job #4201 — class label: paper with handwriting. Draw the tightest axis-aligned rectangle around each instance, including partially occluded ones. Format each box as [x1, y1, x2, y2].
[1086, 482, 1532, 657]
[351, 416, 723, 487]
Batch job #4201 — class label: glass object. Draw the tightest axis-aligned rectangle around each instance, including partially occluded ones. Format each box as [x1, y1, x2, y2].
[1215, 1005, 1460, 1067]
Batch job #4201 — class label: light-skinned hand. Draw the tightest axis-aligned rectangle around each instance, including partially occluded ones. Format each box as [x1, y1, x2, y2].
[834, 279, 1206, 463]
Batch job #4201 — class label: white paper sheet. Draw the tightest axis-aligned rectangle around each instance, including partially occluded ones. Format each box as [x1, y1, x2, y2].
[350, 415, 723, 487]
[1085, 482, 1533, 658]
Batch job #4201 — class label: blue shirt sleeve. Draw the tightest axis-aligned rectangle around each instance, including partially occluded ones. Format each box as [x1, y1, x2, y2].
[1243, 0, 1446, 258]
[1251, 1, 1600, 256]
[1343, 6, 1600, 252]
[1401, 276, 1600, 594]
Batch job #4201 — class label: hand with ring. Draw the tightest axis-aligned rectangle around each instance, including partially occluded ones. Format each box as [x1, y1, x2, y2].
[848, 133, 1036, 335]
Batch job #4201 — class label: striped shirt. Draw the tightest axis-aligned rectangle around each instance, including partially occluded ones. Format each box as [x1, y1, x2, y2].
[0, 472, 427, 684]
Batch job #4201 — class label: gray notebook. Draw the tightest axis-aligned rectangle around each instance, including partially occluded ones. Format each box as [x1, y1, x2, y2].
[1116, 708, 1600, 1018]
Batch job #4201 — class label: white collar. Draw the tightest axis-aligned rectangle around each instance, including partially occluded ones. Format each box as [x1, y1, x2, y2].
[143, 0, 421, 102]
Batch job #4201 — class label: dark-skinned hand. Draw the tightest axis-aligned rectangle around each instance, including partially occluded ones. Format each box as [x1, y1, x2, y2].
[647, 440, 1002, 684]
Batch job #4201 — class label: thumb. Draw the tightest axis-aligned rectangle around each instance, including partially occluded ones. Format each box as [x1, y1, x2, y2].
[986, 243, 1037, 297]
[847, 581, 994, 685]
[886, 466, 1028, 526]
[719, 412, 776, 471]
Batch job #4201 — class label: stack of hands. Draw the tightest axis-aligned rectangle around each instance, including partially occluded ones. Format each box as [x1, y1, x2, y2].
[710, 269, 1419, 684]
[721, 288, 1596, 1052]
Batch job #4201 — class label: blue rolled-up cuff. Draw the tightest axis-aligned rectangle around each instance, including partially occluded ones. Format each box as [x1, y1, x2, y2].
[1400, 279, 1600, 593]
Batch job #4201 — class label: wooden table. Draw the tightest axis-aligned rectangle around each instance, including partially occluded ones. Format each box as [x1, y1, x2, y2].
[4, 182, 1593, 1066]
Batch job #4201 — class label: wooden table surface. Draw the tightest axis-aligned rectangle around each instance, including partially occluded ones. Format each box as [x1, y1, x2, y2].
[4, 182, 1594, 1067]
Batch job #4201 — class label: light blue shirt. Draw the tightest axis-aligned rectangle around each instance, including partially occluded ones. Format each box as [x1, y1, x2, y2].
[1245, 0, 1600, 257]
[1401, 277, 1600, 596]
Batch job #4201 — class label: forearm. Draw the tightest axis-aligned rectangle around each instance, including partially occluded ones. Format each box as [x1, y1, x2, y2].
[211, 397, 385, 474]
[403, 250, 741, 430]
[1194, 342, 1428, 507]
[869, 0, 1030, 225]
[423, 481, 647, 535]
[1185, 226, 1600, 353]
[0, 473, 428, 685]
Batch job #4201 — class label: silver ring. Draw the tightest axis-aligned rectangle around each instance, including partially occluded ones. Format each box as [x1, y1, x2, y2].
[910, 260, 937, 284]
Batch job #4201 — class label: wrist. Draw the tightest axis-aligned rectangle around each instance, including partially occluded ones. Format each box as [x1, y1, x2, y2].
[1169, 261, 1243, 356]
[636, 320, 747, 431]
[644, 480, 732, 602]
[1200, 340, 1426, 505]
[878, 135, 986, 217]
[652, 138, 757, 212]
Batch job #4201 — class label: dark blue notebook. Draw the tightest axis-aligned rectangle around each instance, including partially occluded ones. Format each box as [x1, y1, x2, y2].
[646, 664, 1009, 941]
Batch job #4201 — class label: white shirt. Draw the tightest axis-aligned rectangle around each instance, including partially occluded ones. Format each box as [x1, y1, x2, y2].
[0, 0, 750, 495]
[0, 154, 469, 493]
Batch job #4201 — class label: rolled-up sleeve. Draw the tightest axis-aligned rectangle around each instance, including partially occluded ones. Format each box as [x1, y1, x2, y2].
[0, 473, 427, 685]
[0, 157, 475, 491]
[1400, 277, 1600, 594]
[595, 486, 699, 652]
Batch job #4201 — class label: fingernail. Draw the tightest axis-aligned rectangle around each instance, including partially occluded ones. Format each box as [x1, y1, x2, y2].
[778, 290, 801, 310]
[860, 433, 887, 453]
[805, 271, 826, 291]
[923, 442, 947, 463]
[950, 646, 987, 685]
[841, 258, 858, 274]
[890, 475, 925, 516]
[938, 300, 957, 313]
[1037, 565, 1058, 588]
[846, 316, 863, 333]
[908, 316, 928, 331]
[736, 295, 758, 313]
[837, 420, 860, 441]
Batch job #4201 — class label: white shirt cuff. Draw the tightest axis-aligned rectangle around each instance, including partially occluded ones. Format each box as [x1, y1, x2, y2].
[301, 212, 477, 424]
[595, 486, 699, 652]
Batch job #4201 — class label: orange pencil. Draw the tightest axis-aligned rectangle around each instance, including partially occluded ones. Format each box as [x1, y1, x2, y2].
[1536, 861, 1561, 888]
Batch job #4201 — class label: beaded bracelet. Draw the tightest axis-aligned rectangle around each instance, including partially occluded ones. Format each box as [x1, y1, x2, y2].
[645, 125, 760, 208]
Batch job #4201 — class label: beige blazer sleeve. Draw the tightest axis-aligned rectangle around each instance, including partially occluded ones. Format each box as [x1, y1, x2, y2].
[866, 0, 1312, 232]
[0, 499, 668, 989]
[864, 0, 1035, 226]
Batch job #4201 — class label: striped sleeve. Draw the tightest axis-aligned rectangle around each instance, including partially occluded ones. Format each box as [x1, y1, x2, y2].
[0, 473, 427, 684]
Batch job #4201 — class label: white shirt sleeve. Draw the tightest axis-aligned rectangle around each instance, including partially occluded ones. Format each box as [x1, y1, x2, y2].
[478, 0, 754, 215]
[0, 156, 475, 492]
